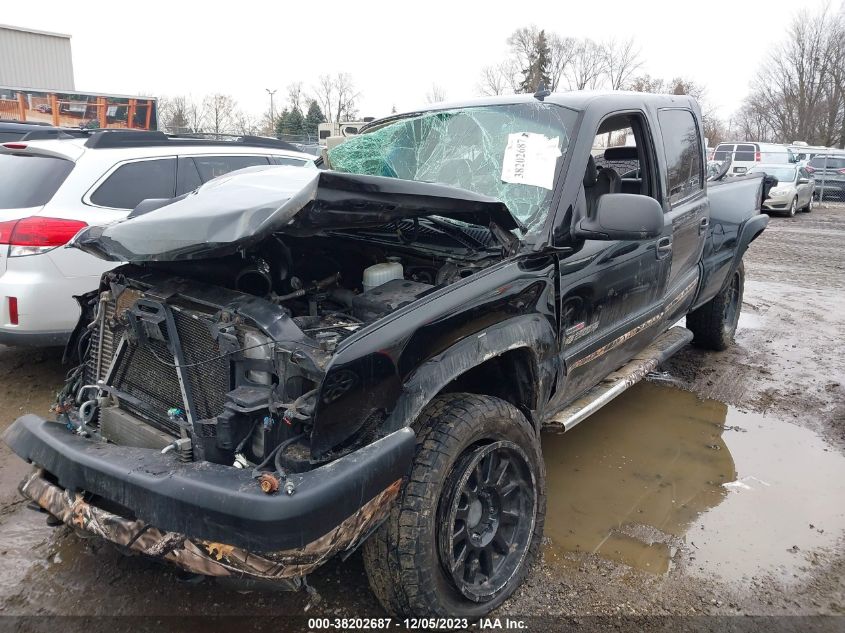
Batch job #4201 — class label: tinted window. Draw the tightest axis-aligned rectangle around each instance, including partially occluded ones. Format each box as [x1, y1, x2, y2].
[0, 154, 74, 209]
[714, 144, 734, 161]
[176, 157, 203, 195]
[809, 156, 845, 169]
[192, 155, 269, 181]
[658, 109, 703, 204]
[734, 144, 756, 162]
[91, 159, 176, 209]
[0, 132, 25, 142]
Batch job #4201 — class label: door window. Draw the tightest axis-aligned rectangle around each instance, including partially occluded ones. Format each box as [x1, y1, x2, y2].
[657, 109, 703, 205]
[89, 158, 177, 209]
[176, 157, 203, 195]
[192, 155, 270, 181]
[713, 144, 734, 161]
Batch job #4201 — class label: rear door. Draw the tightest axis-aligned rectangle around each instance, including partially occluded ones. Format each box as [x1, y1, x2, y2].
[731, 143, 757, 174]
[656, 108, 707, 322]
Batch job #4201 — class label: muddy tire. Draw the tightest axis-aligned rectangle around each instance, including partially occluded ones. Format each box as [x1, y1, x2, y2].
[686, 261, 744, 351]
[362, 393, 545, 618]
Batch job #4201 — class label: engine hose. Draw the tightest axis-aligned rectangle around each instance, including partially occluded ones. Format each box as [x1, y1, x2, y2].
[77, 399, 98, 435]
[250, 432, 305, 479]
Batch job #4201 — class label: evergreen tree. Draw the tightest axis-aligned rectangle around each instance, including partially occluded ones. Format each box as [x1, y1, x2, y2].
[304, 100, 326, 136]
[275, 108, 305, 136]
[518, 30, 552, 93]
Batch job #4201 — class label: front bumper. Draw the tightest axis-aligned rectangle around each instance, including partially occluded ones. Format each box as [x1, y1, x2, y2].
[5, 415, 414, 577]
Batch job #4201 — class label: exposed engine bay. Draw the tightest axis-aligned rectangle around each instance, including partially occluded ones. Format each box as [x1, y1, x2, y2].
[59, 221, 504, 481]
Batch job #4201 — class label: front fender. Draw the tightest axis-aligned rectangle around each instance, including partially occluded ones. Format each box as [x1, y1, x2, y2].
[384, 314, 557, 435]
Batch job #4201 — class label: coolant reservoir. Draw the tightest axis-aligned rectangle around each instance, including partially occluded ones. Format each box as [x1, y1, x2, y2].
[363, 259, 403, 292]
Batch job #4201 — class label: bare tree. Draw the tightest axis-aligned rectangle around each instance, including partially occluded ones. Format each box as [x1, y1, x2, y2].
[477, 63, 512, 96]
[601, 38, 642, 90]
[547, 34, 576, 91]
[425, 83, 447, 104]
[202, 94, 237, 135]
[743, 5, 845, 145]
[233, 110, 261, 136]
[566, 39, 606, 90]
[312, 73, 361, 123]
[286, 81, 304, 113]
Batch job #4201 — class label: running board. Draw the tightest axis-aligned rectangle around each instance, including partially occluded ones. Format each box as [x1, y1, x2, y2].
[546, 326, 693, 433]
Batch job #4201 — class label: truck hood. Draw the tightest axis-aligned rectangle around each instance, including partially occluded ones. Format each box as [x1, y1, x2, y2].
[71, 165, 521, 262]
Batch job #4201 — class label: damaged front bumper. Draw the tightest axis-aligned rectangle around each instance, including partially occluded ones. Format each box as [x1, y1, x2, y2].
[5, 415, 414, 581]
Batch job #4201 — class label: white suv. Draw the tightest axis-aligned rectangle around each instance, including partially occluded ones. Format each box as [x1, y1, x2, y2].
[0, 130, 315, 346]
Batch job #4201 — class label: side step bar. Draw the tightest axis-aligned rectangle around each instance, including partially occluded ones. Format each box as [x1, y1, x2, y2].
[546, 326, 693, 433]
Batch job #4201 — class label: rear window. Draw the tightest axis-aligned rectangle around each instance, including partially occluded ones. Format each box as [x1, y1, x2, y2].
[0, 154, 74, 209]
[274, 156, 310, 167]
[90, 158, 177, 209]
[734, 144, 756, 161]
[657, 109, 703, 204]
[809, 156, 845, 169]
[713, 144, 734, 161]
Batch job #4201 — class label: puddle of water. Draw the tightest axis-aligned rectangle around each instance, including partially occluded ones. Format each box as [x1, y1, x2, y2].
[541, 381, 845, 583]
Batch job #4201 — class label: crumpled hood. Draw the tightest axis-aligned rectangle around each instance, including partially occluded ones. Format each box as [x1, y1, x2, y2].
[71, 165, 521, 262]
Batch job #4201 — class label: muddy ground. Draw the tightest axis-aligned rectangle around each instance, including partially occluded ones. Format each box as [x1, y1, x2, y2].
[0, 204, 843, 629]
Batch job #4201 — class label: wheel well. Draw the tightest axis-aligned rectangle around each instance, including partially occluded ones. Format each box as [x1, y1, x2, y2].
[438, 348, 537, 420]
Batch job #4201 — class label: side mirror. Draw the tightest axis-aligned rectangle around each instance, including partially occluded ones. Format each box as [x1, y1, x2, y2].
[575, 193, 664, 241]
[798, 177, 810, 184]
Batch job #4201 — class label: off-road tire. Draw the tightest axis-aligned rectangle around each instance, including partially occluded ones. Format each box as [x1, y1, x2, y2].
[362, 393, 545, 618]
[686, 261, 744, 351]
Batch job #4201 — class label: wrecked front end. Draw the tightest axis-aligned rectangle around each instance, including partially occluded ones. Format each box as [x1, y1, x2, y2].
[4, 167, 518, 584]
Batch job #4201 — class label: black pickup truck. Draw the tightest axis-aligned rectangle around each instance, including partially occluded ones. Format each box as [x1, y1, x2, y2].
[5, 92, 768, 617]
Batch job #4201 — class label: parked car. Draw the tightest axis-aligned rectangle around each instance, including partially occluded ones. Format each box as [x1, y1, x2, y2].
[4, 92, 768, 618]
[712, 141, 796, 175]
[0, 130, 315, 346]
[0, 119, 58, 142]
[806, 154, 845, 201]
[747, 164, 814, 215]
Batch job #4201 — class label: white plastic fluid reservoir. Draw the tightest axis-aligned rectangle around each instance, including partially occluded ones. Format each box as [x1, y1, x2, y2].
[363, 259, 403, 292]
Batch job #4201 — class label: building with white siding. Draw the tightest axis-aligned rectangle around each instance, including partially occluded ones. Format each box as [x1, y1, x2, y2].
[0, 24, 74, 90]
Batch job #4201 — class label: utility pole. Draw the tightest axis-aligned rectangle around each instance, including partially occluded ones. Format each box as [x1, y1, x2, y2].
[266, 88, 277, 134]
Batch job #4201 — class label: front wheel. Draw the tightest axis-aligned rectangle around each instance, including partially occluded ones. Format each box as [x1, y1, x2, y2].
[686, 261, 744, 351]
[362, 393, 545, 618]
[788, 197, 797, 217]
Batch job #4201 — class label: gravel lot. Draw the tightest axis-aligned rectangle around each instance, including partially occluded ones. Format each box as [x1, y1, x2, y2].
[0, 204, 843, 629]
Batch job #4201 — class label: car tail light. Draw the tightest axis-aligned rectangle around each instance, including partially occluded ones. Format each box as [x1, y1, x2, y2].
[1, 143, 27, 150]
[755, 151, 761, 161]
[0, 216, 88, 257]
[7, 297, 18, 325]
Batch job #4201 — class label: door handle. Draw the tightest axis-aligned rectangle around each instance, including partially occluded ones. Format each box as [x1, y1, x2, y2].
[656, 237, 672, 259]
[699, 217, 710, 234]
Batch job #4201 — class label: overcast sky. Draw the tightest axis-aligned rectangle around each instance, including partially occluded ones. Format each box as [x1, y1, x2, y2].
[1, 0, 832, 122]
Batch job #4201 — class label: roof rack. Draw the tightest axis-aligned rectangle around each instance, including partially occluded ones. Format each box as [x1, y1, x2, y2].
[20, 128, 92, 141]
[83, 129, 300, 151]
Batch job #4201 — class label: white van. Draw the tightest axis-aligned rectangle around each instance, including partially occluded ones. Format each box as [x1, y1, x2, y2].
[711, 142, 796, 175]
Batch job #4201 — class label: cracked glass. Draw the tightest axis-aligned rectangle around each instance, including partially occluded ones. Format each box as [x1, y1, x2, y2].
[327, 102, 577, 232]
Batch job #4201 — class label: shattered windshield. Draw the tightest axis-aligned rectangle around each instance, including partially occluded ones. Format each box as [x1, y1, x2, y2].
[327, 102, 577, 232]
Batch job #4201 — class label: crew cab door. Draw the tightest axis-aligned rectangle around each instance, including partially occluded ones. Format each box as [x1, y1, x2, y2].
[655, 108, 707, 322]
[551, 111, 670, 406]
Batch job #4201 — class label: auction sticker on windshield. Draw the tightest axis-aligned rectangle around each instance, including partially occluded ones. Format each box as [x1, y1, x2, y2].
[500, 132, 562, 190]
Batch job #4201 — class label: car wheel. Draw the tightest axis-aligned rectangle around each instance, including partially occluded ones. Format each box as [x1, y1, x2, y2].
[686, 261, 744, 351]
[362, 393, 545, 618]
[802, 197, 813, 212]
[788, 197, 797, 217]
